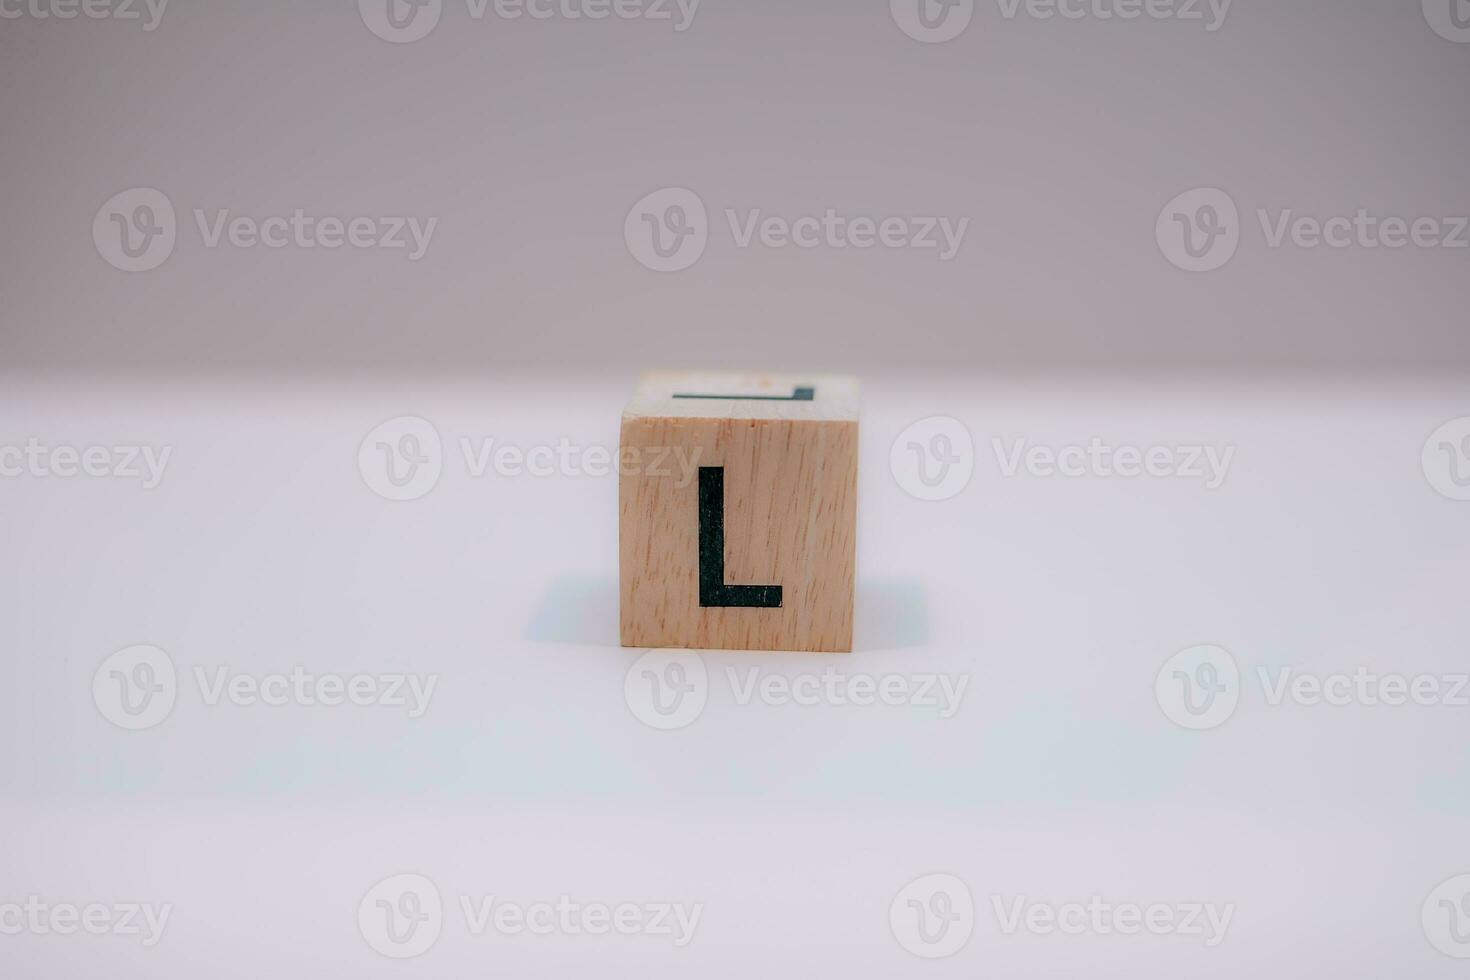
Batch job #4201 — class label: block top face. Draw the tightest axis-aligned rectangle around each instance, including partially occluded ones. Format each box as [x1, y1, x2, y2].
[623, 372, 859, 423]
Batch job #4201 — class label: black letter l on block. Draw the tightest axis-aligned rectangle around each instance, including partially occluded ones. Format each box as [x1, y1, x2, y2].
[697, 467, 782, 608]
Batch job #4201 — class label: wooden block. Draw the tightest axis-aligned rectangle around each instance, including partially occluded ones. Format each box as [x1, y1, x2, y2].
[619, 372, 859, 653]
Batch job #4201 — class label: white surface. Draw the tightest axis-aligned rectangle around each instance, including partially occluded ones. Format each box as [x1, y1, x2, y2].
[2, 376, 1468, 977]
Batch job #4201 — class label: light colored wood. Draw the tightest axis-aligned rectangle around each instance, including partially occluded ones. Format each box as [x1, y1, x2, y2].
[624, 372, 860, 423]
[619, 372, 858, 653]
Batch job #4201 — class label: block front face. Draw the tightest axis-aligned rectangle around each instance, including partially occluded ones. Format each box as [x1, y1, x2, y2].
[620, 374, 858, 653]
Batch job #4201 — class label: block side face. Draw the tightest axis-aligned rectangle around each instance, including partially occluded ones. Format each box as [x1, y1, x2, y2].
[619, 415, 857, 653]
[623, 372, 859, 423]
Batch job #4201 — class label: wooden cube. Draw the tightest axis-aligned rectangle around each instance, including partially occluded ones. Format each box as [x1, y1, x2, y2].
[619, 372, 859, 653]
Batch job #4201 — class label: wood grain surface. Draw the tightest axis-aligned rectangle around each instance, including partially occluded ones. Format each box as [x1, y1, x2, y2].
[619, 373, 858, 653]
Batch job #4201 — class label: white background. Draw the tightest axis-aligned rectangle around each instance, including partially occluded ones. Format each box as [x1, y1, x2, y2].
[2, 376, 1468, 976]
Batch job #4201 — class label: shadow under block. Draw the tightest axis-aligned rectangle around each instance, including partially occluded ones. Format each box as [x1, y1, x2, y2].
[619, 373, 859, 653]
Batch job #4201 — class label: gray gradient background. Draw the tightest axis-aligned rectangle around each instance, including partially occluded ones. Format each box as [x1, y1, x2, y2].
[2, 0, 1468, 377]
